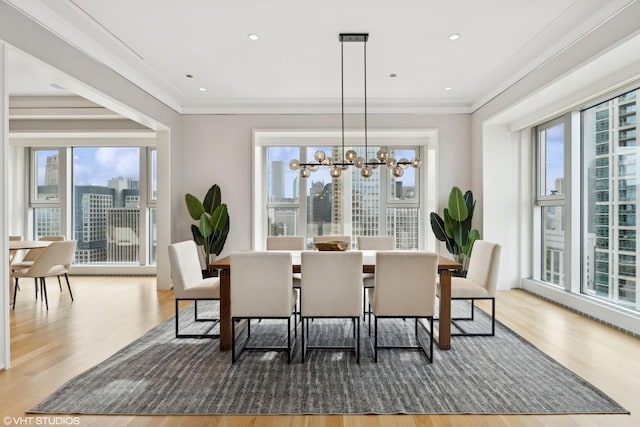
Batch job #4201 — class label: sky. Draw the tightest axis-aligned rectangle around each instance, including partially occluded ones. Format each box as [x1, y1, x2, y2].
[38, 147, 143, 186]
[545, 123, 564, 194]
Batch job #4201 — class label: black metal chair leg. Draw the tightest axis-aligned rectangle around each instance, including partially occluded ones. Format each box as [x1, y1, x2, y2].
[12, 278, 18, 310]
[41, 277, 49, 310]
[57, 275, 62, 291]
[64, 273, 74, 301]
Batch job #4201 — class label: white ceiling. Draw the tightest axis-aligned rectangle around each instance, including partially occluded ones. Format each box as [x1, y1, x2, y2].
[5, 0, 637, 114]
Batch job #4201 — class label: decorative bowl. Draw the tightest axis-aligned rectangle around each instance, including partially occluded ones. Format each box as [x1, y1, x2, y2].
[314, 240, 349, 251]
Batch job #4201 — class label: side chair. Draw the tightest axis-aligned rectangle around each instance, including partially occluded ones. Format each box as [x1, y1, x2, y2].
[168, 240, 220, 339]
[300, 251, 363, 363]
[11, 240, 77, 310]
[440, 240, 501, 336]
[368, 251, 438, 363]
[230, 251, 298, 363]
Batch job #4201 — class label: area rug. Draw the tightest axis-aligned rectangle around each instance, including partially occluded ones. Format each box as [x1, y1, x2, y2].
[29, 301, 628, 415]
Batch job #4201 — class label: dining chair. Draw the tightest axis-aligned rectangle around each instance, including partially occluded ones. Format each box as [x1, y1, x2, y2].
[11, 240, 77, 310]
[266, 236, 306, 250]
[8, 235, 23, 281]
[368, 251, 438, 362]
[440, 240, 501, 337]
[357, 236, 395, 318]
[168, 240, 220, 339]
[11, 235, 66, 296]
[300, 251, 363, 363]
[266, 236, 306, 287]
[230, 251, 298, 363]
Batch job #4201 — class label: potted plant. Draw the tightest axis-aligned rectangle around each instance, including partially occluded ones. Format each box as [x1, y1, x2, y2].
[429, 186, 480, 273]
[185, 184, 229, 276]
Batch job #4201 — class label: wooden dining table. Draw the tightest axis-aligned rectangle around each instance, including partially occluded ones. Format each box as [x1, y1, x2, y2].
[8, 240, 52, 304]
[211, 250, 461, 352]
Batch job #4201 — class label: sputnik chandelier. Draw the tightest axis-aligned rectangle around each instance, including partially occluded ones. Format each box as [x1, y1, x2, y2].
[289, 33, 421, 179]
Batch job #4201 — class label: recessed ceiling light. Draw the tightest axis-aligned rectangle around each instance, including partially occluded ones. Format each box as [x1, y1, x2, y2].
[448, 33, 461, 41]
[186, 74, 193, 78]
[390, 73, 397, 78]
[445, 86, 453, 91]
[199, 87, 207, 92]
[248, 34, 259, 41]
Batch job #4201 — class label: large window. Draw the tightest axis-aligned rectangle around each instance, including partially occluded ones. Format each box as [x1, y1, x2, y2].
[582, 87, 638, 310]
[536, 118, 567, 287]
[30, 146, 157, 266]
[265, 145, 422, 249]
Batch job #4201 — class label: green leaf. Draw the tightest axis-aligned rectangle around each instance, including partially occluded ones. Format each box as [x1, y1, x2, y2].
[199, 213, 213, 238]
[430, 212, 448, 242]
[203, 185, 221, 214]
[185, 194, 205, 220]
[463, 229, 480, 257]
[452, 220, 468, 248]
[190, 224, 205, 246]
[443, 209, 454, 239]
[209, 204, 228, 231]
[447, 186, 468, 222]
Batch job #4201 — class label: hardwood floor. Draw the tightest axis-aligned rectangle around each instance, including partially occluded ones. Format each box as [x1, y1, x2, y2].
[1, 276, 638, 426]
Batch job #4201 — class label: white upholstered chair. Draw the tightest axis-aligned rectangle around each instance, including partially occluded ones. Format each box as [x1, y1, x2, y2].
[440, 240, 501, 336]
[168, 240, 220, 339]
[11, 240, 77, 310]
[266, 236, 306, 251]
[230, 251, 298, 363]
[300, 251, 363, 363]
[11, 235, 66, 296]
[368, 251, 438, 362]
[266, 236, 306, 287]
[357, 235, 395, 318]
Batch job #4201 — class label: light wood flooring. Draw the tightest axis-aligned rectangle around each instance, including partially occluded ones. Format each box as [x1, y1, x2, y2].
[1, 276, 638, 427]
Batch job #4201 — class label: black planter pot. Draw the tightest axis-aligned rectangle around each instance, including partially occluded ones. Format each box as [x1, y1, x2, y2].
[201, 269, 219, 279]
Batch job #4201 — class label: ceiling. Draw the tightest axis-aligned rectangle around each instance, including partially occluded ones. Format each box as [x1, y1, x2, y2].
[5, 0, 637, 114]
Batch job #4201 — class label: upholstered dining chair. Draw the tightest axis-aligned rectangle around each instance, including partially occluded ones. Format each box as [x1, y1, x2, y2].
[11, 240, 77, 310]
[357, 236, 395, 318]
[8, 235, 23, 287]
[300, 251, 363, 363]
[266, 236, 306, 287]
[168, 240, 220, 339]
[230, 251, 298, 363]
[440, 240, 501, 337]
[11, 235, 65, 296]
[266, 236, 306, 251]
[368, 251, 438, 362]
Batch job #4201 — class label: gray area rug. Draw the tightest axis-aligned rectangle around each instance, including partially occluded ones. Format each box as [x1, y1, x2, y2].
[29, 301, 627, 415]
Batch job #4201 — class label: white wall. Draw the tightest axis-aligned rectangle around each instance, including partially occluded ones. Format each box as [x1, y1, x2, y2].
[180, 113, 471, 256]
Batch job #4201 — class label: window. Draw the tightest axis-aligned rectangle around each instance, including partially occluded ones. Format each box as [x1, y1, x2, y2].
[31, 149, 62, 239]
[536, 118, 567, 287]
[265, 145, 422, 249]
[582, 86, 639, 310]
[30, 146, 157, 267]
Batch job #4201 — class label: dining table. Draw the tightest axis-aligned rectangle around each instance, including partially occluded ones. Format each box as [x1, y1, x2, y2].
[211, 250, 462, 352]
[8, 240, 52, 305]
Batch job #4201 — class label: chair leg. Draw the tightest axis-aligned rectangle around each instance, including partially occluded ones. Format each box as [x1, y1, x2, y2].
[64, 273, 74, 301]
[355, 317, 360, 364]
[374, 317, 378, 363]
[34, 278, 38, 299]
[41, 277, 49, 310]
[12, 278, 19, 310]
[57, 275, 63, 291]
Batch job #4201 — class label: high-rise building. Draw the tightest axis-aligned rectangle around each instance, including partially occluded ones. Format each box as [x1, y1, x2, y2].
[584, 90, 637, 309]
[271, 160, 285, 201]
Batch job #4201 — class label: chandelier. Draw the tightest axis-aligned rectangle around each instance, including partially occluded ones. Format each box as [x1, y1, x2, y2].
[289, 33, 421, 179]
